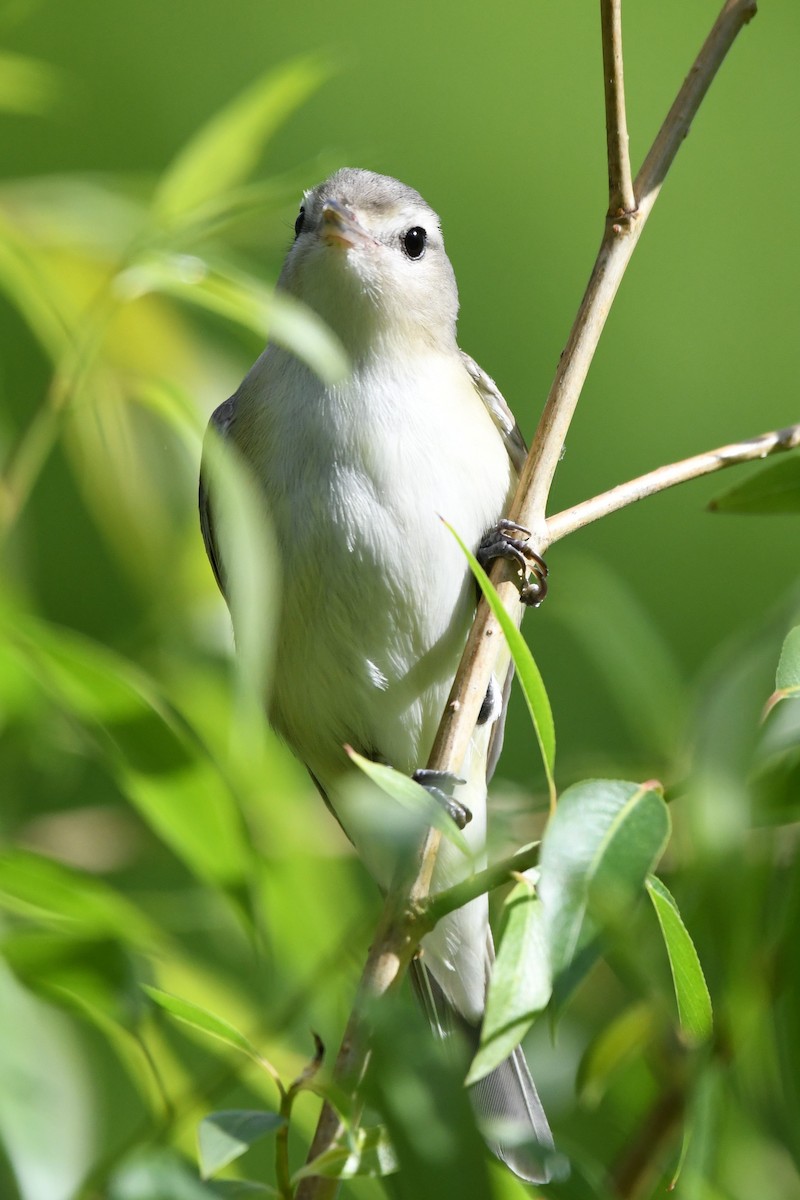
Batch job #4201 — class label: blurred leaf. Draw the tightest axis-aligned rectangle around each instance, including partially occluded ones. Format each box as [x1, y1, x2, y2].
[206, 1183, 277, 1197]
[293, 1125, 397, 1181]
[646, 876, 712, 1045]
[764, 625, 800, 718]
[154, 56, 330, 222]
[6, 614, 255, 892]
[0, 51, 64, 115]
[538, 779, 671, 980]
[445, 522, 556, 804]
[346, 748, 471, 857]
[467, 881, 551, 1084]
[550, 553, 686, 760]
[576, 1001, 659, 1107]
[708, 455, 800, 514]
[197, 1110, 284, 1179]
[0, 849, 157, 947]
[116, 252, 348, 383]
[365, 989, 492, 1200]
[143, 986, 273, 1073]
[108, 1148, 224, 1200]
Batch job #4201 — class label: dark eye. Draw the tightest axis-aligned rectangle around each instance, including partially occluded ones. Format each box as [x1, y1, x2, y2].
[294, 206, 306, 238]
[401, 226, 427, 259]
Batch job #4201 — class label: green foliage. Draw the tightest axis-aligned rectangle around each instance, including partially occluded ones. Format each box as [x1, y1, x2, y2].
[709, 456, 800, 514]
[0, 4, 799, 1200]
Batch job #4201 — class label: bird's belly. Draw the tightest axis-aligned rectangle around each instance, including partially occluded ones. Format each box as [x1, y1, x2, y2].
[269, 460, 479, 784]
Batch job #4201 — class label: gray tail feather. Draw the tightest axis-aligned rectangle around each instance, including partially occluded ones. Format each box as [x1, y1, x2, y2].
[410, 960, 554, 1184]
[471, 1043, 554, 1184]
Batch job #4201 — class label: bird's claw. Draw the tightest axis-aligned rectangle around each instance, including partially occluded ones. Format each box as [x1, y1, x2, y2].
[413, 768, 472, 829]
[477, 519, 548, 608]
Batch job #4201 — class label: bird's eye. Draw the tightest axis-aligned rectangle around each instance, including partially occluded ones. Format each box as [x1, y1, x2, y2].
[294, 206, 306, 238]
[401, 226, 427, 260]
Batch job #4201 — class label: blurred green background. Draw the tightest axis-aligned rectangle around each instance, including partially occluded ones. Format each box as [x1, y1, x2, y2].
[1, 0, 799, 1197]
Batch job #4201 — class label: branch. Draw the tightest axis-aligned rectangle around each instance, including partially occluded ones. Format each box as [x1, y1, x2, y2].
[546, 423, 800, 545]
[421, 843, 540, 928]
[601, 0, 636, 216]
[296, 4, 757, 1194]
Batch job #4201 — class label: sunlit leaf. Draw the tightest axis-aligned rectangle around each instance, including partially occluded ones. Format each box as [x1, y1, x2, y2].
[764, 626, 800, 718]
[646, 876, 713, 1046]
[466, 881, 551, 1084]
[197, 1110, 284, 1179]
[5, 615, 254, 893]
[708, 455, 800, 514]
[445, 522, 556, 805]
[115, 252, 348, 383]
[292, 1125, 396, 1181]
[345, 748, 470, 857]
[0, 850, 157, 948]
[154, 56, 330, 222]
[143, 986, 272, 1071]
[538, 780, 671, 979]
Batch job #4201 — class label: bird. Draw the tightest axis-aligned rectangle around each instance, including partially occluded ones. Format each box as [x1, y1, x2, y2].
[199, 167, 553, 1182]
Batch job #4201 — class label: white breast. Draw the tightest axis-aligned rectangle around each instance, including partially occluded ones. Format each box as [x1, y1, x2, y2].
[233, 342, 514, 791]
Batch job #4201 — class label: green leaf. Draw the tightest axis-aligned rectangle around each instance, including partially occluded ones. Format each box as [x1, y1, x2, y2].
[143, 986, 268, 1067]
[0, 850, 156, 948]
[154, 56, 330, 221]
[346, 748, 471, 857]
[576, 1002, 658, 1106]
[765, 625, 800, 718]
[198, 1110, 285, 1179]
[6, 616, 254, 893]
[776, 626, 800, 691]
[538, 780, 671, 979]
[708, 454, 800, 514]
[646, 876, 713, 1045]
[115, 253, 348, 384]
[292, 1125, 396, 1181]
[466, 882, 551, 1084]
[444, 522, 556, 804]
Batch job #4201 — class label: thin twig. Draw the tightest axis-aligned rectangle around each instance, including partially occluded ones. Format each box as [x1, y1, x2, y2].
[296, 5, 758, 1195]
[421, 843, 540, 928]
[546, 424, 800, 546]
[601, 0, 636, 215]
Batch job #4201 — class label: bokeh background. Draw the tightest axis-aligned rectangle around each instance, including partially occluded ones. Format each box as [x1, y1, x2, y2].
[1, 1, 798, 1198]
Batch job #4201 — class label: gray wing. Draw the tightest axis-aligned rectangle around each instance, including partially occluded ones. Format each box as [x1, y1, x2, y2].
[198, 394, 238, 598]
[459, 352, 527, 780]
[460, 350, 527, 474]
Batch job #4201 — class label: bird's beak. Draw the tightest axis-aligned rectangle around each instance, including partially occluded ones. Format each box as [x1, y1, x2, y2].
[321, 198, 372, 249]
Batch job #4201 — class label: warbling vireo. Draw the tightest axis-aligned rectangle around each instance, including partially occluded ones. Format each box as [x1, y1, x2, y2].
[199, 168, 553, 1182]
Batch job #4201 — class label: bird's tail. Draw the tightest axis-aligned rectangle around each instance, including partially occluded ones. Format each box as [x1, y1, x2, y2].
[410, 959, 555, 1184]
[470, 1040, 554, 1184]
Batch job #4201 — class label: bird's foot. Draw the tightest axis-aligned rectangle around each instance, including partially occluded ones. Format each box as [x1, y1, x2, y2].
[413, 768, 471, 829]
[477, 519, 548, 607]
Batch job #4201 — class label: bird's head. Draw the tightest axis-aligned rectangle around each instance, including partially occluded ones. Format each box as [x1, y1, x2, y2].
[277, 167, 460, 359]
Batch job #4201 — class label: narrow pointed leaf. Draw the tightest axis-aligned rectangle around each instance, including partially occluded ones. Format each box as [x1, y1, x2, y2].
[143, 986, 266, 1065]
[708, 455, 800, 514]
[445, 522, 555, 803]
[346, 748, 470, 856]
[466, 882, 551, 1084]
[538, 780, 671, 980]
[198, 1110, 285, 1179]
[646, 876, 713, 1045]
[154, 57, 330, 221]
